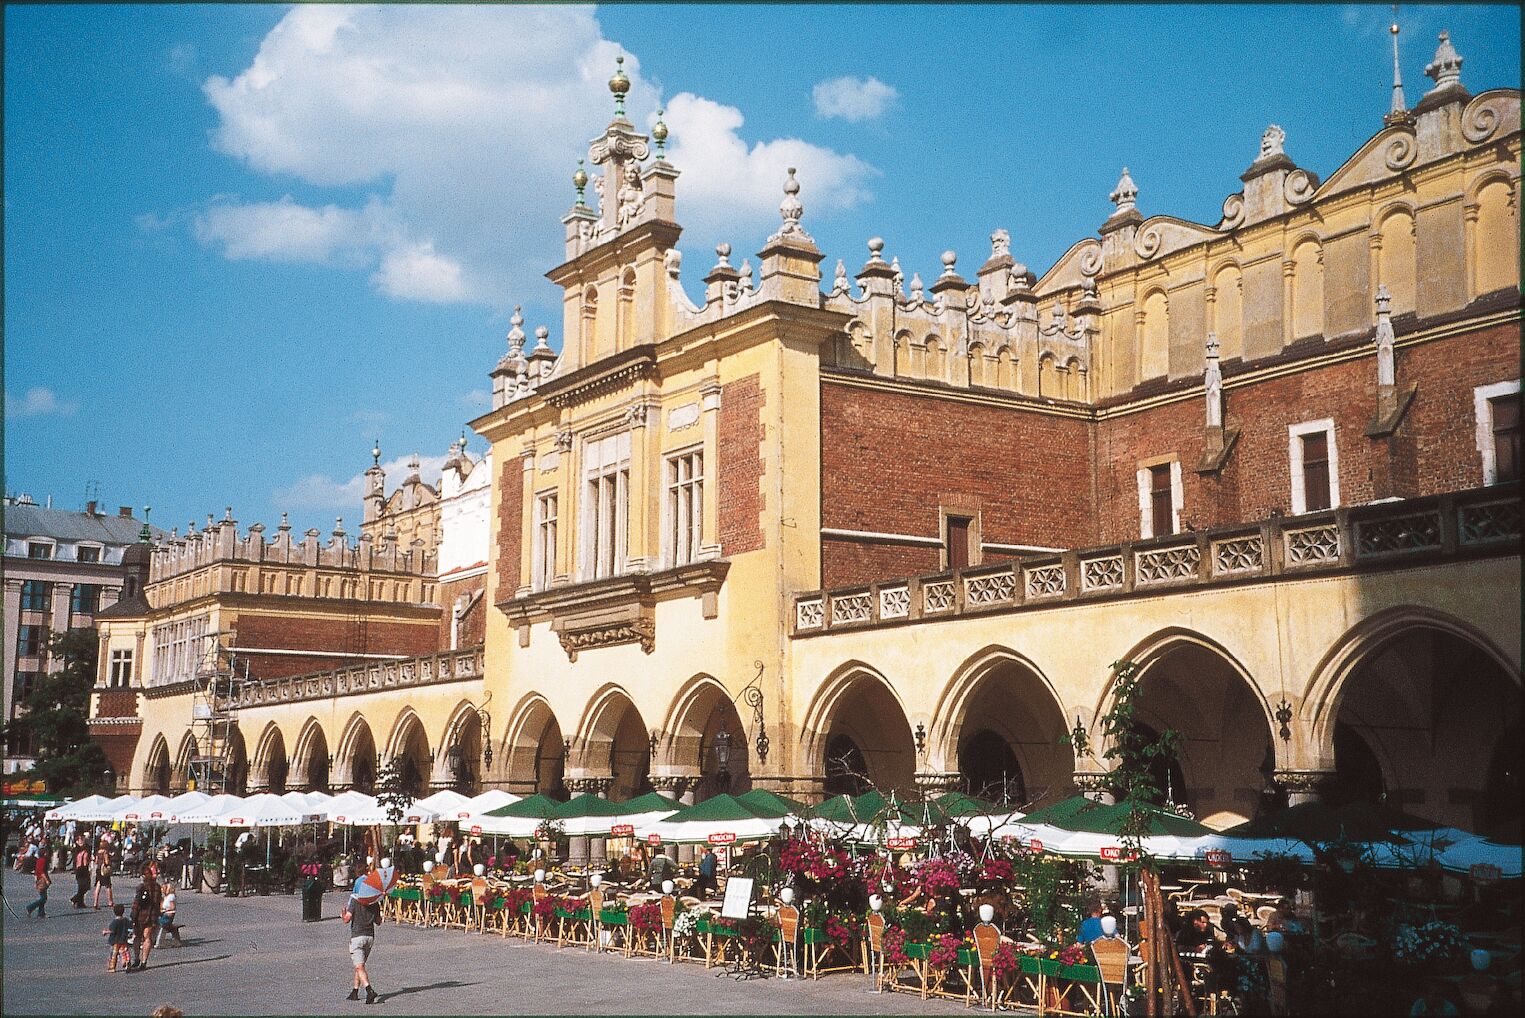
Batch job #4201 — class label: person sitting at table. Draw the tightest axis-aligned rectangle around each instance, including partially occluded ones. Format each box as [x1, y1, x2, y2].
[1176, 909, 1217, 955]
[1078, 901, 1107, 944]
[1218, 902, 1254, 944]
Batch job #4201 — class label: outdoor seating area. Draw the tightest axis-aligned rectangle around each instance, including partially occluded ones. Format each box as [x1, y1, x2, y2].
[22, 786, 1523, 1014]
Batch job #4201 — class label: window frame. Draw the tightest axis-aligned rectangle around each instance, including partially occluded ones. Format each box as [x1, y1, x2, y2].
[663, 446, 705, 568]
[1288, 419, 1341, 515]
[71, 582, 101, 617]
[532, 489, 559, 591]
[579, 431, 631, 581]
[1474, 379, 1522, 486]
[16, 625, 45, 658]
[109, 649, 134, 689]
[75, 543, 103, 563]
[19, 580, 50, 612]
[1135, 459, 1183, 539]
[26, 541, 54, 559]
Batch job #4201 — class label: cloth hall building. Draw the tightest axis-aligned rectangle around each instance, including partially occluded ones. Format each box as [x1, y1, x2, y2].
[95, 32, 1521, 842]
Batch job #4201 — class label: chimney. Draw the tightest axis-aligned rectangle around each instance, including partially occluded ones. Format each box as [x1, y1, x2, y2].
[86, 500, 98, 515]
[118, 506, 133, 518]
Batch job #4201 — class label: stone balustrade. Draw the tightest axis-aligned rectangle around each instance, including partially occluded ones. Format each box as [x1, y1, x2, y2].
[233, 646, 484, 707]
[794, 484, 1519, 636]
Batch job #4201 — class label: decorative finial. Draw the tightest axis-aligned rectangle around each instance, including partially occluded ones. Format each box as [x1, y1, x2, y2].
[1424, 30, 1463, 92]
[651, 109, 668, 158]
[139, 505, 152, 544]
[1204, 333, 1224, 429]
[279, 511, 290, 530]
[609, 55, 630, 116]
[1109, 167, 1138, 213]
[372, 439, 381, 465]
[890, 256, 903, 292]
[831, 259, 848, 295]
[776, 166, 804, 236]
[534, 325, 550, 349]
[507, 306, 525, 351]
[990, 228, 1011, 260]
[573, 159, 588, 207]
[335, 516, 345, 533]
[714, 242, 732, 269]
[939, 250, 958, 278]
[909, 272, 924, 302]
[1374, 285, 1396, 388]
[224, 506, 233, 521]
[866, 237, 885, 262]
[1388, 8, 1408, 118]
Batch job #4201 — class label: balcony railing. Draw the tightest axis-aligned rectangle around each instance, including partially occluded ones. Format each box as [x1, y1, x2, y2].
[233, 646, 484, 707]
[793, 485, 1519, 636]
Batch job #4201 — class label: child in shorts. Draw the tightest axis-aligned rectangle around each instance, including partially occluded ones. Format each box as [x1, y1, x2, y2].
[104, 904, 131, 971]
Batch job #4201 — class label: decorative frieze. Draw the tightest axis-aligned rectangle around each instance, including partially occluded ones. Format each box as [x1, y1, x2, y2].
[234, 648, 483, 708]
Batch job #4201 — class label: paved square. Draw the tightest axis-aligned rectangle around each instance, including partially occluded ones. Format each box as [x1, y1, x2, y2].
[2, 869, 957, 1015]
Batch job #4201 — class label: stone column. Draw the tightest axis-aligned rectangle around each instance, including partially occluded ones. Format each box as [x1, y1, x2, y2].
[568, 836, 590, 868]
[1274, 770, 1332, 807]
[589, 837, 608, 869]
[2, 579, 23, 733]
[50, 581, 74, 658]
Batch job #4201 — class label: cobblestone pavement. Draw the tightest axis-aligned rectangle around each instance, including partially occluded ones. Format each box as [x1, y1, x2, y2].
[2, 868, 959, 1015]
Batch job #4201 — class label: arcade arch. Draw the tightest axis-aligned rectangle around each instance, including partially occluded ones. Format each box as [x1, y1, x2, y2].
[662, 674, 751, 801]
[803, 664, 916, 797]
[575, 686, 651, 801]
[501, 694, 565, 798]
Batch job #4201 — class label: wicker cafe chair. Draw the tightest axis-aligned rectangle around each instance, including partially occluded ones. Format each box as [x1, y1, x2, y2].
[659, 893, 676, 962]
[470, 876, 490, 933]
[774, 904, 801, 978]
[1091, 937, 1130, 1016]
[967, 922, 1003, 1010]
[865, 912, 888, 992]
[531, 882, 553, 943]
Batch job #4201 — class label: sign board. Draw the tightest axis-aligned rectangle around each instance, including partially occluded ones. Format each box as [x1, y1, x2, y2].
[1204, 849, 1233, 868]
[149, 812, 164, 820]
[720, 875, 754, 920]
[886, 837, 917, 851]
[610, 824, 634, 838]
[707, 832, 736, 846]
[1471, 863, 1501, 883]
[1099, 846, 1126, 862]
[1028, 839, 1044, 853]
[647, 833, 663, 846]
[228, 817, 245, 826]
[469, 825, 482, 836]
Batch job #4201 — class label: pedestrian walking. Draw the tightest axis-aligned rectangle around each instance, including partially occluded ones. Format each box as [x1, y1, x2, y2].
[25, 852, 51, 918]
[155, 878, 183, 947]
[71, 835, 92, 908]
[104, 903, 132, 971]
[341, 891, 382, 1004]
[128, 869, 162, 970]
[92, 844, 115, 909]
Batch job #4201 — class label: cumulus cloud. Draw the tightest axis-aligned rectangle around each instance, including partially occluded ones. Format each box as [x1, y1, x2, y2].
[661, 92, 877, 236]
[5, 386, 77, 419]
[189, 5, 876, 308]
[812, 75, 899, 122]
[273, 453, 449, 510]
[459, 389, 490, 409]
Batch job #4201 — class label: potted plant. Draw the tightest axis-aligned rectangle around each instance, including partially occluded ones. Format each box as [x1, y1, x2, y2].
[332, 853, 352, 888]
[200, 849, 223, 894]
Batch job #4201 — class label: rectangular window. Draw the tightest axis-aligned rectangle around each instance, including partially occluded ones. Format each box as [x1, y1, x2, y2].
[666, 451, 704, 566]
[580, 432, 631, 580]
[16, 625, 45, 658]
[945, 515, 973, 570]
[1288, 419, 1341, 515]
[1301, 432, 1332, 512]
[1151, 465, 1176, 537]
[12, 672, 40, 705]
[109, 649, 133, 689]
[76, 545, 101, 563]
[26, 542, 52, 559]
[1490, 393, 1520, 484]
[19, 580, 49, 612]
[533, 492, 558, 591]
[71, 583, 101, 617]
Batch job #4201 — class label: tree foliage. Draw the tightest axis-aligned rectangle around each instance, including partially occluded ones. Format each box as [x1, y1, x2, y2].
[2, 628, 111, 795]
[374, 757, 413, 825]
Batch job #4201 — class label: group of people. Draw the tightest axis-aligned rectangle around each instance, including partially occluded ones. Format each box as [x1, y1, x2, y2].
[101, 865, 184, 972]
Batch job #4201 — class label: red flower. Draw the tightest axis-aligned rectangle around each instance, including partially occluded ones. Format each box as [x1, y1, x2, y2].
[882, 925, 911, 966]
[628, 901, 663, 934]
[928, 931, 964, 971]
[990, 942, 1020, 984]
[980, 857, 1015, 886]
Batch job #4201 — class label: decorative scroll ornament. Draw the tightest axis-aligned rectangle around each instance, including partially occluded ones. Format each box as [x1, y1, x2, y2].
[664, 248, 682, 279]
[1134, 223, 1165, 259]
[1076, 240, 1104, 277]
[1220, 193, 1246, 230]
[1384, 133, 1418, 171]
[1462, 97, 1503, 143]
[1283, 168, 1317, 205]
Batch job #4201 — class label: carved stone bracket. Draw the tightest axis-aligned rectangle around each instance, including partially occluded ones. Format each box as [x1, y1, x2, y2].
[566, 775, 615, 795]
[1273, 769, 1333, 795]
[1365, 383, 1419, 438]
[1072, 771, 1115, 797]
[554, 606, 655, 662]
[913, 770, 962, 794]
[648, 774, 698, 797]
[1195, 426, 1242, 474]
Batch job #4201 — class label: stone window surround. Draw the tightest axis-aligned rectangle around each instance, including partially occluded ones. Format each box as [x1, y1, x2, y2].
[1474, 378, 1521, 485]
[1135, 455, 1183, 539]
[937, 502, 984, 570]
[1288, 418, 1341, 516]
[662, 443, 705, 569]
[532, 488, 558, 592]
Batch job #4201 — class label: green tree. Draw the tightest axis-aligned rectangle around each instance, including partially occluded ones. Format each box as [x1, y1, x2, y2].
[2, 628, 111, 795]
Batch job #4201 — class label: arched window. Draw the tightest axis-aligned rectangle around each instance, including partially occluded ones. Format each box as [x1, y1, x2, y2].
[968, 343, 987, 387]
[1038, 353, 1059, 397]
[1290, 240, 1324, 340]
[1376, 209, 1416, 316]
[1139, 290, 1169, 381]
[1474, 179, 1519, 298]
[995, 346, 1016, 390]
[581, 285, 600, 361]
[1211, 265, 1244, 362]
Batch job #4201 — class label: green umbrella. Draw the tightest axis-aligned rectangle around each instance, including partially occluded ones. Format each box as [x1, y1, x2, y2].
[553, 793, 626, 819]
[1225, 801, 1435, 843]
[736, 788, 807, 817]
[1019, 794, 1101, 827]
[656, 793, 777, 824]
[1021, 795, 1211, 837]
[616, 791, 682, 813]
[481, 793, 564, 819]
[935, 791, 1002, 817]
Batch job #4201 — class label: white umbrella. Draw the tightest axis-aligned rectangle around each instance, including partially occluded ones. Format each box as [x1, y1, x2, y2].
[1188, 833, 1317, 866]
[339, 801, 440, 826]
[71, 794, 140, 822]
[562, 807, 680, 838]
[209, 793, 320, 828]
[637, 814, 784, 845]
[1369, 828, 1523, 878]
[415, 789, 472, 816]
[44, 794, 112, 822]
[113, 794, 176, 824]
[174, 794, 247, 824]
[164, 791, 210, 822]
[321, 791, 379, 824]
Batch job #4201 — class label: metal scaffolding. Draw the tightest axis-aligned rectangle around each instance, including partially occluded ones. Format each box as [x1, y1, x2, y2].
[187, 631, 245, 795]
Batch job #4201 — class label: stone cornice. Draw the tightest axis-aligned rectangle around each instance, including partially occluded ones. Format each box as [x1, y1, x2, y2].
[536, 344, 660, 409]
[142, 678, 203, 700]
[499, 559, 731, 624]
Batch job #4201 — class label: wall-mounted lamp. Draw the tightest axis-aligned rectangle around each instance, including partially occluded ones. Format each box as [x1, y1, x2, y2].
[914, 722, 927, 754]
[1274, 699, 1294, 742]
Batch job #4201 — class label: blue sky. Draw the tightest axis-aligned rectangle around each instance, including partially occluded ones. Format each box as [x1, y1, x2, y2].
[5, 4, 1520, 538]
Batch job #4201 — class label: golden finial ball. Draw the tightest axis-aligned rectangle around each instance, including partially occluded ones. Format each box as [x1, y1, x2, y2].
[608, 56, 630, 97]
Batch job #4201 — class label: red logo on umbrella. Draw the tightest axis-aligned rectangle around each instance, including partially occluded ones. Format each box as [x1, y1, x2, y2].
[470, 825, 482, 835]
[647, 833, 663, 846]
[1471, 863, 1501, 883]
[707, 832, 736, 845]
[886, 837, 917, 851]
[229, 818, 245, 825]
[1099, 846, 1127, 862]
[1205, 849, 1232, 868]
[610, 824, 634, 837]
[1028, 839, 1044, 852]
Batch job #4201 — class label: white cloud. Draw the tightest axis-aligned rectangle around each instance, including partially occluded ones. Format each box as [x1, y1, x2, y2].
[661, 92, 877, 236]
[190, 5, 876, 308]
[812, 76, 899, 122]
[5, 386, 77, 419]
[459, 389, 490, 409]
[272, 453, 449, 510]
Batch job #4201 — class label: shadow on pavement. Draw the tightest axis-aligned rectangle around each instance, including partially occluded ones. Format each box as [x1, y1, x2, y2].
[380, 980, 480, 1002]
[145, 953, 234, 970]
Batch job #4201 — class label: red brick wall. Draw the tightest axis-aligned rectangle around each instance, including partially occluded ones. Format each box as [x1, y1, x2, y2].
[89, 725, 142, 781]
[232, 613, 439, 679]
[819, 320, 1517, 587]
[820, 380, 1095, 588]
[719, 375, 765, 555]
[95, 690, 139, 719]
[496, 455, 524, 599]
[437, 573, 487, 648]
[1095, 320, 1520, 540]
